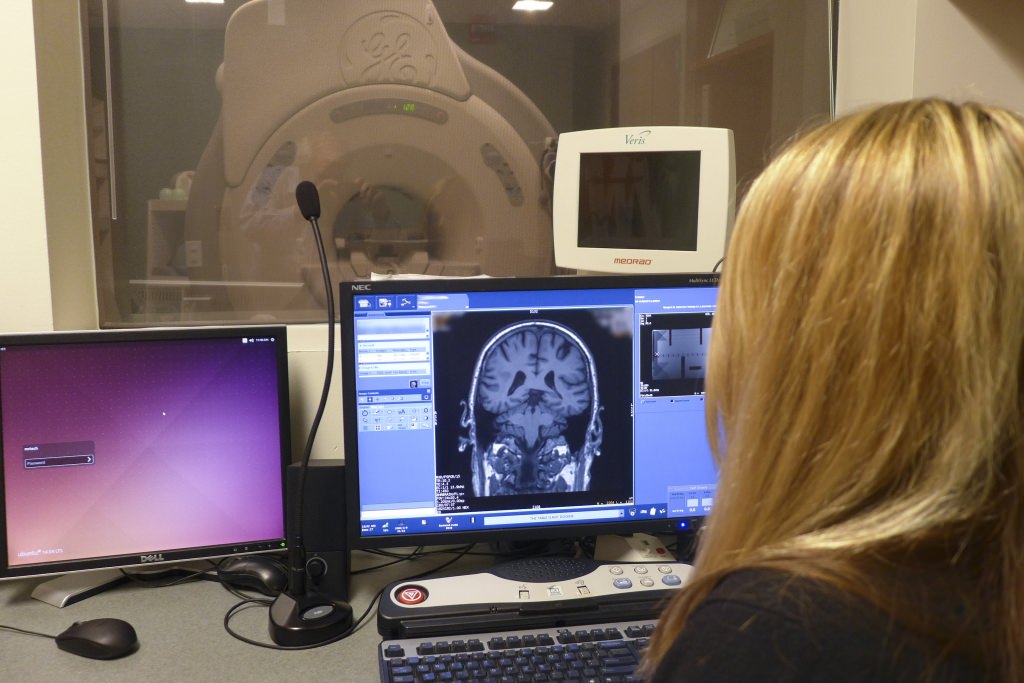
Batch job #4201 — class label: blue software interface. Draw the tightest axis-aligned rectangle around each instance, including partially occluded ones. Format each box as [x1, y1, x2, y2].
[350, 278, 718, 539]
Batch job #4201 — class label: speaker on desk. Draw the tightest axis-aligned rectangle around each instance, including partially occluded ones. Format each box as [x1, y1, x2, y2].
[286, 459, 350, 602]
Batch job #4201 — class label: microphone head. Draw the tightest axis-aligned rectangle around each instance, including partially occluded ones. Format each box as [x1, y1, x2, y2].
[295, 180, 321, 220]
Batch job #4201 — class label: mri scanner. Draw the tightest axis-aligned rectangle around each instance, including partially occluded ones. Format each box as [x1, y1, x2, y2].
[183, 0, 557, 314]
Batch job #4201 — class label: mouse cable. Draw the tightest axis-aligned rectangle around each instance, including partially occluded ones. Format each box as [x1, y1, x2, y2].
[221, 544, 476, 650]
[119, 561, 217, 589]
[0, 624, 57, 640]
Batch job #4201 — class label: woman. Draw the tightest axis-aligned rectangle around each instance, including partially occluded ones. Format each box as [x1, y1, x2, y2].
[645, 99, 1024, 681]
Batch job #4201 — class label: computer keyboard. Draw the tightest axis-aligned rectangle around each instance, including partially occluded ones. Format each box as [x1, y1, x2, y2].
[379, 619, 656, 682]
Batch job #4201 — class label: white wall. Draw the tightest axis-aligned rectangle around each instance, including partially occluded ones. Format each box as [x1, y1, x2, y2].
[912, 0, 1024, 111]
[34, 1, 99, 331]
[286, 324, 344, 462]
[0, 0, 53, 333]
[836, 0, 1024, 116]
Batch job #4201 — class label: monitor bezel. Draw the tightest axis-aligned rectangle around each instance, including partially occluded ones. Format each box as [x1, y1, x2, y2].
[0, 325, 292, 581]
[552, 126, 736, 274]
[341, 273, 719, 551]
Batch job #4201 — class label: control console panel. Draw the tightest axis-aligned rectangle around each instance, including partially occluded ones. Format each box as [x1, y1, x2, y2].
[378, 559, 692, 638]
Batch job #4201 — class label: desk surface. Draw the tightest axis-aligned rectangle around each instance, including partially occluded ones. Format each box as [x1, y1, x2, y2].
[0, 549, 494, 683]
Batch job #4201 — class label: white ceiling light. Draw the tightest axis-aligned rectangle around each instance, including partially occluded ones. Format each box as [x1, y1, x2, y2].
[185, 0, 225, 5]
[513, 1, 554, 11]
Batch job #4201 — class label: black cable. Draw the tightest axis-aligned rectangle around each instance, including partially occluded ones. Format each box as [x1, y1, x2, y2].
[118, 562, 217, 588]
[352, 546, 427, 576]
[0, 624, 57, 640]
[712, 257, 725, 272]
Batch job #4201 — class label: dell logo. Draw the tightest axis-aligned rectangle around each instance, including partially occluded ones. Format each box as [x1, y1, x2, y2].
[140, 553, 165, 563]
[351, 284, 372, 291]
[625, 130, 651, 145]
[613, 257, 654, 265]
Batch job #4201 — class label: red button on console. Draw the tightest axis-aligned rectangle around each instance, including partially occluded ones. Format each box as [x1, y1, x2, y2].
[396, 585, 428, 605]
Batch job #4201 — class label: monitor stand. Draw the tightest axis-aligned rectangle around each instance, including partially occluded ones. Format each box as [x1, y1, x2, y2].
[30, 563, 210, 608]
[30, 569, 128, 608]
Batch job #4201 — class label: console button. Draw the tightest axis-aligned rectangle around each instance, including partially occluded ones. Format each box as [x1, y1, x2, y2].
[613, 578, 633, 589]
[300, 604, 334, 620]
[396, 585, 429, 605]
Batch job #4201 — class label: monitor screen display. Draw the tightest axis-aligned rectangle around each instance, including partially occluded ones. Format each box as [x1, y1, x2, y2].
[578, 150, 701, 252]
[552, 126, 734, 274]
[341, 274, 719, 548]
[0, 327, 290, 578]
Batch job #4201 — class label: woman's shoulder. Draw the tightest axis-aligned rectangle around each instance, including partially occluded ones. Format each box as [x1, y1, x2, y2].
[701, 567, 852, 616]
[649, 568, 984, 682]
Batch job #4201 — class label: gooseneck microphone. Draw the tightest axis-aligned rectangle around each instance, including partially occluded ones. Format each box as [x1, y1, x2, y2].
[269, 180, 353, 647]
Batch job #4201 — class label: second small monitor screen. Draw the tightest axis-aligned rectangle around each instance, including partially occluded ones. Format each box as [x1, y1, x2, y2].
[577, 150, 701, 252]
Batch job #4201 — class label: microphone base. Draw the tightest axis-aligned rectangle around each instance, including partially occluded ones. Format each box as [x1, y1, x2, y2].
[268, 590, 353, 647]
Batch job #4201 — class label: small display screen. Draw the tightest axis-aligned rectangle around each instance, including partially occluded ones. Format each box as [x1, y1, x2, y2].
[0, 330, 288, 573]
[577, 150, 701, 252]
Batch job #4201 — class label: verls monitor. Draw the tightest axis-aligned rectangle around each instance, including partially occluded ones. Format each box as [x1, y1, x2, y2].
[0, 326, 290, 596]
[341, 274, 720, 550]
[552, 126, 735, 274]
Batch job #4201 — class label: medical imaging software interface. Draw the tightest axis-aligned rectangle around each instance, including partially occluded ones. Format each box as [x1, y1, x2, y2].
[352, 281, 719, 539]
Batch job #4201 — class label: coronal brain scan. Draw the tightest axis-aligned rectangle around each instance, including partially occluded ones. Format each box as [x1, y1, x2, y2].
[458, 320, 603, 498]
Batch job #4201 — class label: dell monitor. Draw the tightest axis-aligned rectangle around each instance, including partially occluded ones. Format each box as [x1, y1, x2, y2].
[0, 326, 291, 606]
[341, 274, 720, 556]
[552, 127, 735, 274]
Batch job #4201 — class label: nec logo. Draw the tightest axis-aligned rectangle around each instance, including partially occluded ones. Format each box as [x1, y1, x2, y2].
[625, 130, 651, 145]
[613, 257, 653, 265]
[351, 284, 372, 291]
[139, 553, 165, 563]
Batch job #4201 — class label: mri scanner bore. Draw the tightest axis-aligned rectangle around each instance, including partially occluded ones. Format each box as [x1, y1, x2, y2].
[183, 0, 558, 315]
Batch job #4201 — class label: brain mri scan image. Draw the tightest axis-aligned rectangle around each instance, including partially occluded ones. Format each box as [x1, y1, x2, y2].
[458, 320, 603, 497]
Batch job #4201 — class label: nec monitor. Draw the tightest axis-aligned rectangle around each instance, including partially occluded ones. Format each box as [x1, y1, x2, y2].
[341, 274, 720, 550]
[552, 127, 735, 274]
[0, 326, 290, 603]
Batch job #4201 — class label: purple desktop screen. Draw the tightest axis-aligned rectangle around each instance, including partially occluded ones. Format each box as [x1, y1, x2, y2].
[1, 334, 286, 569]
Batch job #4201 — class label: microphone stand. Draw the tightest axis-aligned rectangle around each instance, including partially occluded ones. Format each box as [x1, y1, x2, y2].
[269, 181, 353, 647]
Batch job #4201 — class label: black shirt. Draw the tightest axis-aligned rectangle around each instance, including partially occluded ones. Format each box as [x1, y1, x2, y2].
[650, 569, 985, 682]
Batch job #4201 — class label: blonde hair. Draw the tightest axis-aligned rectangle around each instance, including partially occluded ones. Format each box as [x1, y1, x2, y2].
[646, 99, 1024, 680]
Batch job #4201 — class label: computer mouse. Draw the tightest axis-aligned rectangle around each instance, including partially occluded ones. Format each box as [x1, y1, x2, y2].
[55, 618, 139, 660]
[217, 555, 288, 596]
